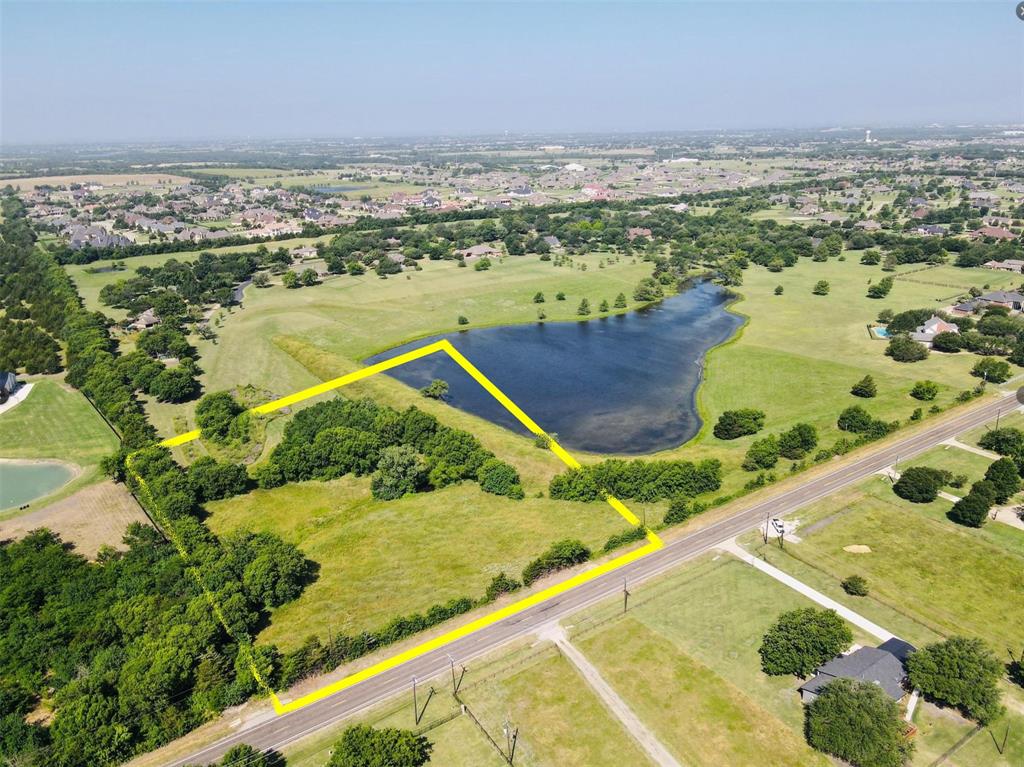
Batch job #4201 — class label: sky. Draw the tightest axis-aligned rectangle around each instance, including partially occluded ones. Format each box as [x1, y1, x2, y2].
[2, 1, 1022, 144]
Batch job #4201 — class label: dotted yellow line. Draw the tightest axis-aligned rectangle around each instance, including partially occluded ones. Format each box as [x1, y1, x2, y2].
[134, 340, 662, 715]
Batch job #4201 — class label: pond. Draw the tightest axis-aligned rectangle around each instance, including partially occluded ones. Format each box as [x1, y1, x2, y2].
[365, 281, 743, 454]
[0, 460, 75, 510]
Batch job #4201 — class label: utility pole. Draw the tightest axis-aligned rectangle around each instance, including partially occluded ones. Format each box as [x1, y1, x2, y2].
[446, 653, 465, 695]
[503, 719, 519, 764]
[412, 676, 419, 723]
[622, 577, 630, 614]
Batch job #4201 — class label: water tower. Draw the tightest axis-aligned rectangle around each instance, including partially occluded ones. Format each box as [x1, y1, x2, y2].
[865, 129, 872, 144]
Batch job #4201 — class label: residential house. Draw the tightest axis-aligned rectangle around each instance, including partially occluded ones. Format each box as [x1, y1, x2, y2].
[983, 259, 1024, 273]
[130, 308, 160, 331]
[970, 226, 1017, 242]
[0, 371, 19, 403]
[910, 316, 959, 346]
[798, 638, 916, 705]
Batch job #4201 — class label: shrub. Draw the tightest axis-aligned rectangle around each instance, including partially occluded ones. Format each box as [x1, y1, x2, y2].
[533, 291, 545, 303]
[866, 276, 894, 299]
[663, 496, 706, 526]
[910, 380, 939, 401]
[851, 375, 877, 398]
[713, 409, 766, 440]
[892, 466, 947, 503]
[187, 456, 250, 502]
[885, 335, 928, 362]
[457, 315, 469, 325]
[841, 574, 869, 596]
[812, 280, 830, 295]
[476, 458, 525, 499]
[759, 607, 852, 677]
[907, 637, 1004, 724]
[602, 525, 648, 553]
[522, 539, 591, 586]
[806, 678, 914, 767]
[577, 298, 590, 315]
[419, 378, 449, 399]
[485, 572, 521, 601]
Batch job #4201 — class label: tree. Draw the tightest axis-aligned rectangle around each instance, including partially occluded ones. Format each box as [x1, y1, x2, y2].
[457, 315, 469, 325]
[759, 607, 852, 677]
[281, 271, 299, 289]
[930, 331, 962, 353]
[885, 335, 928, 362]
[774, 285, 784, 296]
[972, 357, 1011, 383]
[851, 375, 877, 398]
[841, 574, 869, 596]
[984, 456, 1019, 503]
[837, 405, 872, 433]
[860, 249, 882, 265]
[419, 379, 448, 400]
[149, 367, 199, 403]
[742, 435, 779, 471]
[476, 458, 524, 499]
[614, 292, 627, 308]
[251, 272, 270, 288]
[978, 427, 1024, 455]
[907, 637, 1004, 724]
[196, 391, 244, 441]
[187, 456, 249, 502]
[713, 409, 766, 440]
[948, 481, 994, 527]
[633, 277, 664, 301]
[299, 268, 319, 286]
[555, 291, 566, 301]
[778, 423, 818, 459]
[533, 291, 545, 303]
[370, 445, 425, 500]
[892, 466, 947, 503]
[327, 724, 432, 767]
[812, 280, 830, 295]
[910, 380, 939, 401]
[867, 276, 895, 299]
[599, 298, 610, 312]
[806, 678, 914, 767]
[577, 298, 590, 315]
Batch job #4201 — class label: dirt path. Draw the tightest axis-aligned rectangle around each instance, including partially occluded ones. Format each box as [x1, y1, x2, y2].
[0, 480, 149, 558]
[538, 623, 683, 767]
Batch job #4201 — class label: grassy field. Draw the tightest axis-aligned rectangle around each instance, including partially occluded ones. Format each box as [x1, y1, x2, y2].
[0, 172, 191, 191]
[745, 475, 1024, 652]
[457, 648, 654, 767]
[577, 619, 826, 766]
[0, 380, 120, 512]
[206, 474, 632, 649]
[908, 443, 994, 486]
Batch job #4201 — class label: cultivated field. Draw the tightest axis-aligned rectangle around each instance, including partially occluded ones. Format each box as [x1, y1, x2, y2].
[0, 173, 191, 191]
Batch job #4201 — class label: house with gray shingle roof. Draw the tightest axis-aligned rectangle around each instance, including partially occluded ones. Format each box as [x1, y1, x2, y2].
[799, 638, 915, 704]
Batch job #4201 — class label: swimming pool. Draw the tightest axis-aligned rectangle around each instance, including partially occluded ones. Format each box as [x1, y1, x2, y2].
[873, 326, 890, 338]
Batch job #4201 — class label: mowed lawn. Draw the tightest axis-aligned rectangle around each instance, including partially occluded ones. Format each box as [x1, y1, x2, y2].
[577, 619, 826, 767]
[685, 256, 1018, 469]
[205, 475, 631, 649]
[909, 443, 994, 487]
[457, 649, 654, 767]
[756, 476, 1024, 652]
[0, 380, 119, 510]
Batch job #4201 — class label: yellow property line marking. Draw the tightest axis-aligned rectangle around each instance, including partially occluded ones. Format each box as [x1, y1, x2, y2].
[137, 339, 663, 715]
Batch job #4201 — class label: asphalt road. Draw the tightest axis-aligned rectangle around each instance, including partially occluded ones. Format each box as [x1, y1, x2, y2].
[170, 392, 1016, 766]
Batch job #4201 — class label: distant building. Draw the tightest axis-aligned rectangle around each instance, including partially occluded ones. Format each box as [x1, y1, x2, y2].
[983, 259, 1024, 273]
[910, 315, 959, 345]
[799, 638, 916, 705]
[130, 308, 160, 331]
[971, 226, 1017, 241]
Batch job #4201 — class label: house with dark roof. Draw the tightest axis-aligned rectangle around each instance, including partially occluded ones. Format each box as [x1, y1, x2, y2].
[798, 638, 916, 704]
[0, 372, 19, 403]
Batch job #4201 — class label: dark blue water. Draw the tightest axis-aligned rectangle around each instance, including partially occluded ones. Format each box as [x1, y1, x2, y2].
[365, 281, 742, 454]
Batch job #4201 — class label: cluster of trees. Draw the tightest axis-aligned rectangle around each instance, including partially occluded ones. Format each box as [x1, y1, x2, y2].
[0, 316, 61, 373]
[948, 456, 1020, 527]
[98, 250, 259, 315]
[196, 390, 251, 443]
[0, 522, 307, 767]
[907, 636, 1004, 724]
[759, 607, 853, 677]
[892, 466, 951, 503]
[837, 405, 898, 441]
[742, 423, 819, 472]
[548, 456, 722, 503]
[254, 397, 525, 500]
[713, 408, 765, 439]
[884, 304, 1024, 371]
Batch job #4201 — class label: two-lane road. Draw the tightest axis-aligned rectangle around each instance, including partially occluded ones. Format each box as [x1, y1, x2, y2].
[170, 392, 1016, 766]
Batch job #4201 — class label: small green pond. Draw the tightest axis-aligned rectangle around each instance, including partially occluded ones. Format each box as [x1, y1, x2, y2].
[1, 461, 75, 510]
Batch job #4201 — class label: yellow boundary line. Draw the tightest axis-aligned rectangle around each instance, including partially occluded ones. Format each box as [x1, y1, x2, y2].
[129, 339, 662, 715]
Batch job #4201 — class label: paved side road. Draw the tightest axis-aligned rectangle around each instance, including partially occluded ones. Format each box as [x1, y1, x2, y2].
[166, 393, 1015, 767]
